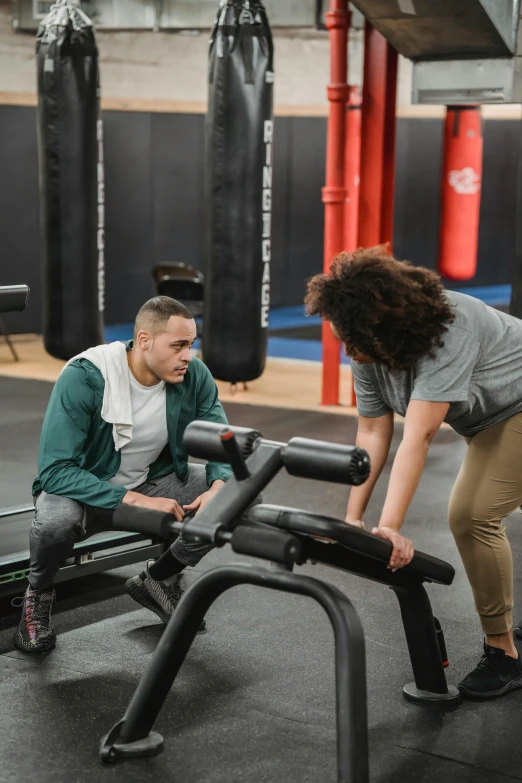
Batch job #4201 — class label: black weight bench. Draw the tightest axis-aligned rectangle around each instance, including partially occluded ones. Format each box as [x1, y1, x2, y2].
[249, 504, 455, 700]
[251, 504, 454, 586]
[100, 422, 461, 783]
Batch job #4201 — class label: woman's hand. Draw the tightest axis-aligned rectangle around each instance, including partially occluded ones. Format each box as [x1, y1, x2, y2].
[345, 516, 365, 529]
[371, 526, 414, 572]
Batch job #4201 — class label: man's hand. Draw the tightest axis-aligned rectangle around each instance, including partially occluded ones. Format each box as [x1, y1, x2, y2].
[123, 491, 184, 522]
[372, 526, 414, 572]
[183, 480, 225, 517]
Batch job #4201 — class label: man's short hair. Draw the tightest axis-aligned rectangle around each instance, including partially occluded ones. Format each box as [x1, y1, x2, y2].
[134, 296, 193, 340]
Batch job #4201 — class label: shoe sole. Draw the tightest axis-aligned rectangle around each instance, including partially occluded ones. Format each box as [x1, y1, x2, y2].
[13, 630, 56, 654]
[459, 673, 522, 700]
[125, 577, 206, 633]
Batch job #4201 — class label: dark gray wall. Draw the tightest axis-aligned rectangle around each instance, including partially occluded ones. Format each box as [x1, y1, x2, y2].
[0, 106, 517, 334]
[0, 106, 41, 335]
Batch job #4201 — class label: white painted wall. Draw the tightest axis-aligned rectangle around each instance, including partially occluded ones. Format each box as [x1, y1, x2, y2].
[2, 1, 515, 117]
[0, 2, 415, 109]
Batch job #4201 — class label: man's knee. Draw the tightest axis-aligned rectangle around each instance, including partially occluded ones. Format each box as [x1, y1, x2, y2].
[186, 464, 209, 496]
[31, 493, 86, 548]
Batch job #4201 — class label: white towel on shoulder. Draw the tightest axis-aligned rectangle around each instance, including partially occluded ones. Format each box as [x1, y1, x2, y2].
[62, 341, 132, 451]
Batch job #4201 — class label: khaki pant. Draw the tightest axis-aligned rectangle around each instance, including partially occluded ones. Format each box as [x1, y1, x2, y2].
[449, 411, 522, 635]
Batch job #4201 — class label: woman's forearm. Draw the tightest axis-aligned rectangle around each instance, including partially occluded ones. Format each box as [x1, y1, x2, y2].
[347, 428, 393, 521]
[378, 437, 430, 531]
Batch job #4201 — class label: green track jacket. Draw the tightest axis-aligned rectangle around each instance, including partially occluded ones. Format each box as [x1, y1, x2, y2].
[32, 349, 232, 509]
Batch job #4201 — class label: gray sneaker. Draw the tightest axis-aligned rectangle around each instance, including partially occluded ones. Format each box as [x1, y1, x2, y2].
[125, 561, 206, 632]
[13, 586, 56, 653]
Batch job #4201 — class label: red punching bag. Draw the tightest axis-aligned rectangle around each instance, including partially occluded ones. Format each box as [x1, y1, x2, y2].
[439, 106, 483, 280]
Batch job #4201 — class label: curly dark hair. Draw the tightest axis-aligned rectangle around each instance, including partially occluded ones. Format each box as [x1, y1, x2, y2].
[305, 246, 455, 371]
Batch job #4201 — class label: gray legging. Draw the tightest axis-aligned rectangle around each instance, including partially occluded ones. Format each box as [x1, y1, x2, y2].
[29, 465, 213, 591]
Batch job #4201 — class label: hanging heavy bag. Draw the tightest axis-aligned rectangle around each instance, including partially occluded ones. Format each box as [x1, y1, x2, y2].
[36, 0, 104, 360]
[203, 0, 274, 383]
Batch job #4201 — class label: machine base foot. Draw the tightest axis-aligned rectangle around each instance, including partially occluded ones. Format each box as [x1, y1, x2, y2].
[100, 720, 164, 764]
[402, 682, 462, 707]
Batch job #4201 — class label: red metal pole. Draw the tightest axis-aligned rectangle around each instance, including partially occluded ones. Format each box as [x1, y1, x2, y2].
[358, 22, 387, 248]
[438, 106, 483, 280]
[344, 85, 362, 252]
[344, 85, 362, 408]
[321, 0, 350, 407]
[380, 43, 398, 248]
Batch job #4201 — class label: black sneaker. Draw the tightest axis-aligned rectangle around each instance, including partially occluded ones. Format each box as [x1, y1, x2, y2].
[13, 586, 56, 653]
[514, 620, 522, 639]
[458, 641, 522, 700]
[125, 561, 206, 632]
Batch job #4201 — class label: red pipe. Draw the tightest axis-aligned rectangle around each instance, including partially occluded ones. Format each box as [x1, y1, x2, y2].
[344, 85, 362, 252]
[321, 0, 350, 407]
[358, 22, 387, 248]
[438, 106, 483, 280]
[380, 43, 398, 248]
[343, 85, 362, 408]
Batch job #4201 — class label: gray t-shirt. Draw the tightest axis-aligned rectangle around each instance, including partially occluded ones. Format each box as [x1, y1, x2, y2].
[352, 291, 522, 437]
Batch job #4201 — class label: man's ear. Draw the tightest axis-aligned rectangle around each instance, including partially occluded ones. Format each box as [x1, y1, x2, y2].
[135, 329, 151, 350]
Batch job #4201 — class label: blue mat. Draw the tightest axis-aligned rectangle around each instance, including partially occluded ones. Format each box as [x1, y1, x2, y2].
[105, 284, 510, 363]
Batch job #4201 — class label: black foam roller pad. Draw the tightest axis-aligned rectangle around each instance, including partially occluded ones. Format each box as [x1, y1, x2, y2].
[111, 505, 175, 540]
[183, 421, 262, 462]
[283, 438, 371, 486]
[231, 522, 302, 566]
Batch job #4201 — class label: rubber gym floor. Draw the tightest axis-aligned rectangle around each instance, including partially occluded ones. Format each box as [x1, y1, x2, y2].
[1, 375, 522, 783]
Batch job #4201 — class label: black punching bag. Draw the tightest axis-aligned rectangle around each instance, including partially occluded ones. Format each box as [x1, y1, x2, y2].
[203, 0, 274, 383]
[36, 0, 104, 360]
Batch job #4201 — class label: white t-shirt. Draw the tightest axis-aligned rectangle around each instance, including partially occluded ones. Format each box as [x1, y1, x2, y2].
[109, 369, 168, 489]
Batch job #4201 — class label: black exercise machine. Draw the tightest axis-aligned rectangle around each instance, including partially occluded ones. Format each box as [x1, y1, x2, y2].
[0, 531, 169, 599]
[0, 283, 170, 601]
[100, 422, 461, 783]
[0, 284, 30, 361]
[0, 285, 30, 314]
[152, 263, 204, 323]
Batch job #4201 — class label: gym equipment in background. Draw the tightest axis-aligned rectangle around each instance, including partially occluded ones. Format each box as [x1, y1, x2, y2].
[36, 0, 104, 361]
[0, 285, 30, 361]
[152, 263, 204, 333]
[100, 422, 460, 782]
[0, 286, 30, 314]
[0, 518, 170, 602]
[203, 0, 274, 384]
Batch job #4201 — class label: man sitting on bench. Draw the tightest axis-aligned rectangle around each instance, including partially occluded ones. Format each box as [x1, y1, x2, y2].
[15, 296, 232, 653]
